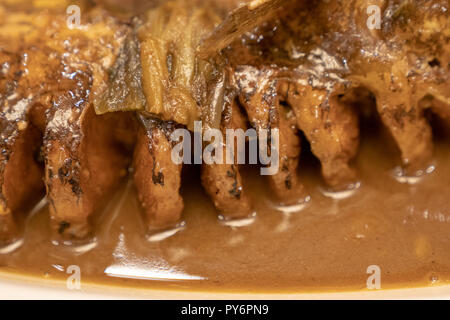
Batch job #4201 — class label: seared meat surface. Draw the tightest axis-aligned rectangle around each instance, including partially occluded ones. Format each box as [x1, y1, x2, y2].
[133, 116, 183, 229]
[201, 100, 253, 219]
[227, 0, 449, 181]
[0, 2, 133, 240]
[0, 0, 448, 242]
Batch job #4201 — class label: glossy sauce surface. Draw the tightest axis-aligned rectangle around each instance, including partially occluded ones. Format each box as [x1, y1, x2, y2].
[0, 124, 449, 293]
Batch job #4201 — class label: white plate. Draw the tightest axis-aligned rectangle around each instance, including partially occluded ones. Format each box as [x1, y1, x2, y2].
[1, 272, 450, 299]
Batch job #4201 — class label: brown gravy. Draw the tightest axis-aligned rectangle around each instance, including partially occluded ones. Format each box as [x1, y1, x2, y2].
[0, 126, 450, 293]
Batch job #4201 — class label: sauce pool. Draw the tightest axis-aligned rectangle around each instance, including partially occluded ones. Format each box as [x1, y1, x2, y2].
[0, 128, 450, 293]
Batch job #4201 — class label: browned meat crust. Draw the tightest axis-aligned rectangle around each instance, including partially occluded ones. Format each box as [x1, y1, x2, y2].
[282, 81, 360, 188]
[0, 111, 43, 242]
[0, 45, 46, 243]
[228, 0, 449, 184]
[201, 101, 253, 219]
[270, 99, 305, 203]
[236, 67, 306, 203]
[133, 117, 184, 230]
[0, 5, 133, 240]
[45, 105, 133, 238]
[0, 0, 448, 241]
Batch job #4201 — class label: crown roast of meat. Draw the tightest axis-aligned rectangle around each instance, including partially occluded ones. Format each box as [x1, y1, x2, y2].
[0, 0, 448, 243]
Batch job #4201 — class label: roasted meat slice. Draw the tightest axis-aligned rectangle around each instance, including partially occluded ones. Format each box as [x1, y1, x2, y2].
[272, 97, 305, 203]
[227, 0, 449, 189]
[0, 97, 44, 242]
[319, 0, 450, 175]
[0, 4, 133, 240]
[0, 26, 53, 242]
[235, 66, 307, 203]
[282, 81, 360, 189]
[133, 116, 183, 230]
[201, 100, 253, 219]
[0, 15, 55, 242]
[42, 12, 132, 239]
[0, 0, 448, 242]
[45, 103, 133, 239]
